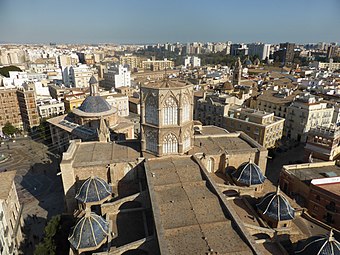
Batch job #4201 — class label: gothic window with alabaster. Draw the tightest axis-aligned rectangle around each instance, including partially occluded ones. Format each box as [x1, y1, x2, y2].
[182, 96, 191, 123]
[145, 95, 158, 125]
[163, 96, 178, 125]
[146, 131, 157, 153]
[183, 130, 191, 151]
[163, 133, 178, 154]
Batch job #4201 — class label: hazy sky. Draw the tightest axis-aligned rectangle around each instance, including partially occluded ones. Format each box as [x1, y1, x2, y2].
[0, 0, 339, 44]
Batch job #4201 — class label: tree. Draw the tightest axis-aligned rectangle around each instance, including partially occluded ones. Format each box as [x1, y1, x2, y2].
[0, 65, 22, 77]
[34, 215, 61, 255]
[2, 122, 17, 136]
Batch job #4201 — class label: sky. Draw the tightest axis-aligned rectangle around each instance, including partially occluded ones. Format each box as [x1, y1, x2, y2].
[0, 0, 339, 44]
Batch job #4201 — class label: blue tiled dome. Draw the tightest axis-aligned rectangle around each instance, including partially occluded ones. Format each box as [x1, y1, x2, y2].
[68, 212, 109, 251]
[257, 188, 295, 221]
[232, 161, 266, 186]
[295, 230, 340, 255]
[75, 176, 112, 204]
[78, 96, 112, 113]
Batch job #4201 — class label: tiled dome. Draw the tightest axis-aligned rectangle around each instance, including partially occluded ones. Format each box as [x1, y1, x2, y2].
[78, 96, 112, 113]
[68, 212, 109, 252]
[257, 188, 295, 221]
[75, 176, 112, 204]
[232, 161, 266, 186]
[295, 230, 340, 255]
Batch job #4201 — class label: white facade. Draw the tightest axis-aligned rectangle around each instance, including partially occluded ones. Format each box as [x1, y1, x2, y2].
[37, 99, 65, 119]
[63, 65, 96, 88]
[184, 56, 201, 68]
[247, 43, 271, 60]
[114, 65, 131, 88]
[285, 93, 334, 142]
[103, 65, 131, 89]
[101, 92, 129, 117]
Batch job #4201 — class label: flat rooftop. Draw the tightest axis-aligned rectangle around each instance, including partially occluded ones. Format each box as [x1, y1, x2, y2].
[146, 156, 253, 255]
[191, 129, 258, 155]
[67, 141, 140, 167]
[284, 162, 340, 185]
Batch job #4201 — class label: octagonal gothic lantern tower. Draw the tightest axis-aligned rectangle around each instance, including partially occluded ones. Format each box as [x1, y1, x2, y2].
[141, 78, 194, 157]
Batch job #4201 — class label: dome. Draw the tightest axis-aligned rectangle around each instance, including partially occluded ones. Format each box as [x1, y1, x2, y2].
[295, 230, 340, 255]
[68, 212, 109, 252]
[75, 176, 112, 204]
[78, 96, 112, 113]
[232, 161, 266, 186]
[257, 188, 295, 221]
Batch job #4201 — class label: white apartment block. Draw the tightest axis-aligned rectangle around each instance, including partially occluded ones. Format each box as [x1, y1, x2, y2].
[37, 99, 65, 119]
[184, 56, 201, 68]
[103, 65, 131, 89]
[63, 65, 97, 88]
[285, 93, 334, 142]
[311, 59, 340, 72]
[247, 43, 271, 60]
[0, 171, 23, 255]
[101, 92, 129, 117]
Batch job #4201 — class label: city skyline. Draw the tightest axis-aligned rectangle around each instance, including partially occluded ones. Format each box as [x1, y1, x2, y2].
[1, 0, 339, 44]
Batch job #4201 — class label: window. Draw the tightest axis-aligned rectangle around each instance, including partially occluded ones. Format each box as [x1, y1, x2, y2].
[163, 96, 178, 125]
[145, 95, 158, 125]
[182, 96, 190, 123]
[163, 133, 178, 154]
[146, 131, 157, 153]
[183, 131, 191, 151]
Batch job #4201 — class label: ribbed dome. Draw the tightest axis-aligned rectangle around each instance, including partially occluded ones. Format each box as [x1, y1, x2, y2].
[78, 96, 112, 113]
[68, 212, 109, 251]
[257, 188, 295, 221]
[232, 161, 266, 186]
[75, 176, 112, 204]
[295, 230, 340, 255]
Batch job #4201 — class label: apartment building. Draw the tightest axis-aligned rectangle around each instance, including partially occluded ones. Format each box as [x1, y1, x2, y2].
[141, 58, 174, 71]
[37, 99, 65, 119]
[224, 107, 285, 148]
[285, 93, 333, 142]
[280, 161, 340, 229]
[0, 171, 23, 255]
[16, 87, 39, 130]
[305, 125, 340, 161]
[119, 54, 140, 70]
[0, 88, 23, 130]
[63, 65, 97, 88]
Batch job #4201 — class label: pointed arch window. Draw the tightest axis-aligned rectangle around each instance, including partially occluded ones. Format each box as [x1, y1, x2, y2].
[163, 96, 178, 125]
[163, 133, 178, 154]
[145, 95, 158, 125]
[146, 131, 157, 153]
[183, 130, 191, 151]
[182, 96, 190, 123]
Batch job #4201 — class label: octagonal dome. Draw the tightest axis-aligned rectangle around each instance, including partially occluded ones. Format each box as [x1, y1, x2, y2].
[257, 188, 295, 221]
[232, 161, 266, 186]
[295, 229, 340, 255]
[68, 212, 109, 252]
[75, 176, 112, 204]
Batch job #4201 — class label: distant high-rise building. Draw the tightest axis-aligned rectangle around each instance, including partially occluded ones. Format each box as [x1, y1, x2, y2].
[247, 43, 271, 60]
[274, 42, 295, 64]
